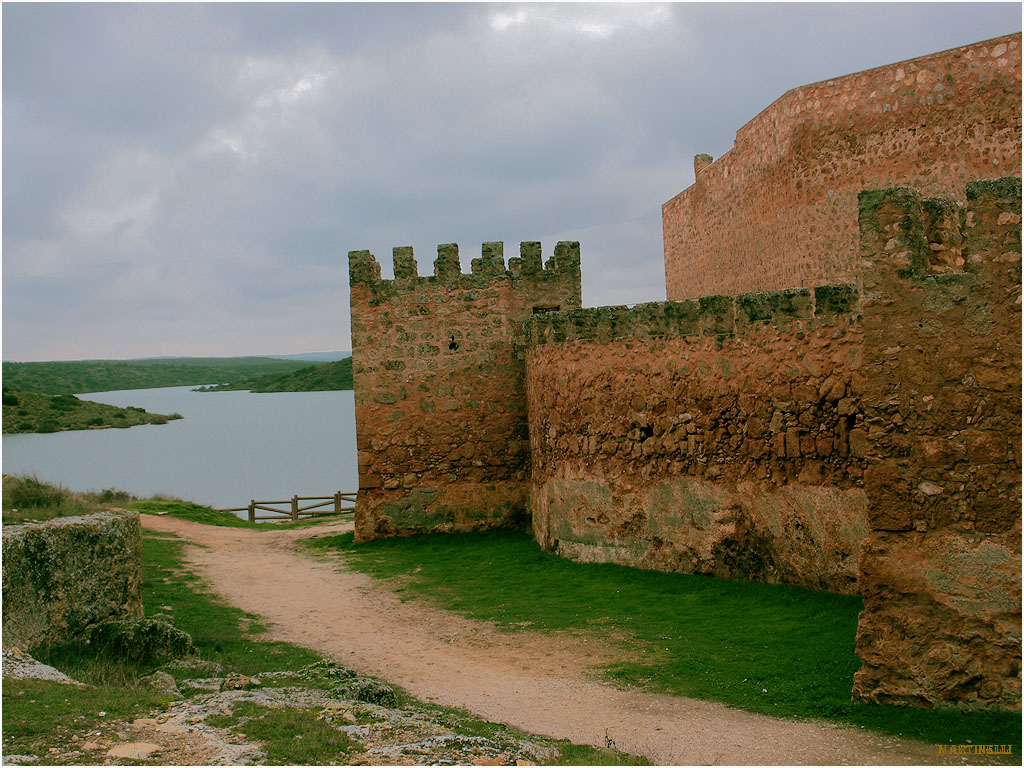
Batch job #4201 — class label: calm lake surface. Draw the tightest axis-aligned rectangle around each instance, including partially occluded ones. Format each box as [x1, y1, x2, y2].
[1, 386, 358, 512]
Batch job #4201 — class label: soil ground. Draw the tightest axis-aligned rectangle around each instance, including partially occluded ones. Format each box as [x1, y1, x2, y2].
[139, 514, 988, 766]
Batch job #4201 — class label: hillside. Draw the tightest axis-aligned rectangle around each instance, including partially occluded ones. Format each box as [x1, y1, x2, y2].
[196, 358, 353, 393]
[2, 390, 182, 434]
[2, 357, 311, 395]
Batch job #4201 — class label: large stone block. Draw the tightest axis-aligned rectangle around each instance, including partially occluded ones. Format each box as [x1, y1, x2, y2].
[2, 511, 144, 651]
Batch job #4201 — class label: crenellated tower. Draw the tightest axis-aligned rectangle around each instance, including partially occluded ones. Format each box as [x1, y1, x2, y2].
[347, 241, 581, 541]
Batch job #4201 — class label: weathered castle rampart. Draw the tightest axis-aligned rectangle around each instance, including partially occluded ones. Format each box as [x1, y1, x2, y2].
[852, 178, 1021, 710]
[348, 241, 580, 541]
[662, 33, 1022, 300]
[347, 32, 1021, 710]
[525, 287, 868, 594]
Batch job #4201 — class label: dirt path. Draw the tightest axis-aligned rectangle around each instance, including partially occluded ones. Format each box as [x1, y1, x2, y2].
[140, 515, 963, 766]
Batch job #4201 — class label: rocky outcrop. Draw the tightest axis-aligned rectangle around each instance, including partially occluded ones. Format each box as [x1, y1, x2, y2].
[2, 511, 143, 651]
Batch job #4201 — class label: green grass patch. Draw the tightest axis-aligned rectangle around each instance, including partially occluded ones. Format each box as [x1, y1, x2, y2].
[2, 678, 169, 758]
[232, 704, 360, 764]
[2, 389, 182, 434]
[128, 498, 260, 528]
[308, 529, 1021, 752]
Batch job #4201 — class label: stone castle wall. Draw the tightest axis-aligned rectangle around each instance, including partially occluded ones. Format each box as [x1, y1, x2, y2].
[524, 288, 868, 594]
[662, 33, 1022, 301]
[345, 31, 1021, 710]
[853, 178, 1021, 710]
[348, 241, 580, 541]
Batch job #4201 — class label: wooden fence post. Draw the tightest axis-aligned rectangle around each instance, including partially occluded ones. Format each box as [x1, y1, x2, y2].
[248, 500, 255, 523]
[334, 491, 341, 514]
[291, 495, 299, 522]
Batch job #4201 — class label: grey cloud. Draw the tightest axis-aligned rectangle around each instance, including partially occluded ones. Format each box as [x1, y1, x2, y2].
[3, 3, 1020, 360]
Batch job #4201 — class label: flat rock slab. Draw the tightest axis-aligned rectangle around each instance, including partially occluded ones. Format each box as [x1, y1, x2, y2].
[2, 648, 85, 687]
[107, 742, 162, 759]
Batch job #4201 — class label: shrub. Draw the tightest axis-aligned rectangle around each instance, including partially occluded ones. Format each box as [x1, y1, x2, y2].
[3, 393, 20, 406]
[349, 678, 397, 707]
[3, 475, 69, 510]
[86, 616, 196, 665]
[97, 488, 134, 504]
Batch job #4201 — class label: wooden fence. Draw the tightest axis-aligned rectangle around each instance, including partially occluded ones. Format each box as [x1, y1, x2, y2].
[217, 492, 356, 523]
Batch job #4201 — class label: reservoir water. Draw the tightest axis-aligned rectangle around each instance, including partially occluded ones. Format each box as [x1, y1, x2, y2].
[1, 386, 358, 512]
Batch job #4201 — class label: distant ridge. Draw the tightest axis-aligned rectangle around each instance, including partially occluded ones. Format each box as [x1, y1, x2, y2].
[2, 352, 351, 364]
[196, 358, 353, 393]
[2, 357, 312, 395]
[264, 351, 351, 362]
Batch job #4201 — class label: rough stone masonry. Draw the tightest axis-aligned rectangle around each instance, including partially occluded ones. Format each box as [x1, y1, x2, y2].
[348, 241, 580, 541]
[347, 33, 1021, 711]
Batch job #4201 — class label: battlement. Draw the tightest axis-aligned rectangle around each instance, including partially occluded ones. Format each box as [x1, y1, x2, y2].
[347, 239, 582, 542]
[526, 283, 857, 347]
[348, 240, 581, 288]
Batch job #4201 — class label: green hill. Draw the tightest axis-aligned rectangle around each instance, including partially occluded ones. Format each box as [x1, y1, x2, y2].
[2, 390, 182, 434]
[1, 357, 312, 395]
[196, 358, 353, 393]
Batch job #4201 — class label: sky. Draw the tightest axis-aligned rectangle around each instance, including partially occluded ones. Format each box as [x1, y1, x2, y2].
[3, 2, 1020, 361]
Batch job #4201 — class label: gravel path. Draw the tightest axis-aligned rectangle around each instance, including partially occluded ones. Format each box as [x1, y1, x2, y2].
[140, 515, 971, 766]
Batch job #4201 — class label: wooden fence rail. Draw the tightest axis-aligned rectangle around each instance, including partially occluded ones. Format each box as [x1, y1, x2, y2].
[215, 492, 356, 523]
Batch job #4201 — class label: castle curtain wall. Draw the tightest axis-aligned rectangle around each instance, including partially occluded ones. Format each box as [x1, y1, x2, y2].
[524, 289, 868, 594]
[662, 34, 1022, 301]
[345, 31, 1021, 709]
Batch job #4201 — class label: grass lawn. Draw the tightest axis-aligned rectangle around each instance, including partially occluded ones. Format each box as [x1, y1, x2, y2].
[307, 528, 1021, 752]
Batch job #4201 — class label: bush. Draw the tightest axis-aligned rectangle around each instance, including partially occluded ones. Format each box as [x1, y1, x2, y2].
[3, 475, 71, 510]
[349, 678, 397, 707]
[86, 616, 196, 665]
[3, 393, 20, 406]
[97, 488, 134, 504]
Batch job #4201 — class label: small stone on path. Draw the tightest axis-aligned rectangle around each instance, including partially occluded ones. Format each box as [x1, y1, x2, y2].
[107, 742, 162, 759]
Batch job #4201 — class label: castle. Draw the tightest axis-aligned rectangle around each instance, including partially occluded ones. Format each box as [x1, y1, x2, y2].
[348, 34, 1021, 711]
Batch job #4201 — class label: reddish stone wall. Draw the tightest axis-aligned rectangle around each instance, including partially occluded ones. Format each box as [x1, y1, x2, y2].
[348, 241, 580, 541]
[524, 286, 868, 594]
[663, 33, 1022, 301]
[853, 179, 1021, 710]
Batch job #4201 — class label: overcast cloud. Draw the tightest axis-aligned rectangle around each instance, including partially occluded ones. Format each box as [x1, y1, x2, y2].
[3, 2, 1020, 361]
